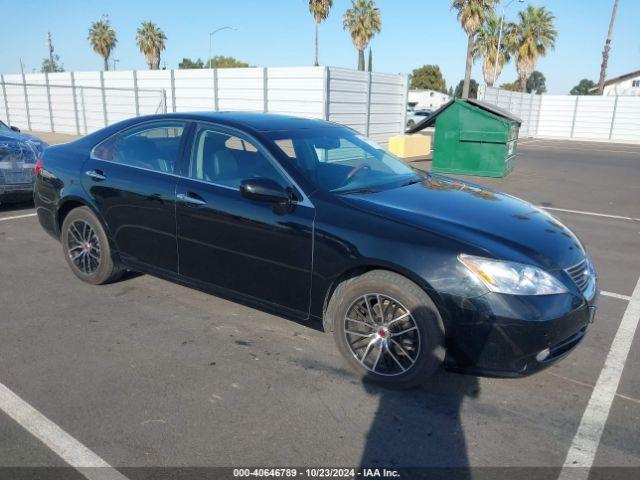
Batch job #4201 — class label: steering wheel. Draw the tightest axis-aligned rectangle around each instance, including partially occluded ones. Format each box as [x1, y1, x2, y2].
[341, 163, 371, 187]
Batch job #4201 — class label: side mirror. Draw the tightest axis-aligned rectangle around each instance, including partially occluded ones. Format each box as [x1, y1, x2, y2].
[240, 178, 293, 204]
[10, 126, 21, 132]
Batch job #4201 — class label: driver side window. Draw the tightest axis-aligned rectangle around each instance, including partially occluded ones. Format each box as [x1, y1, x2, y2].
[189, 126, 288, 189]
[92, 122, 186, 174]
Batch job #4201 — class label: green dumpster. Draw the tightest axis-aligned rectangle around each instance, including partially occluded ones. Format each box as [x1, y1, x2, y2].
[406, 98, 522, 177]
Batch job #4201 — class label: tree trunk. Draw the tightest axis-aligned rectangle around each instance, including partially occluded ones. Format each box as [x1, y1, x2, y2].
[103, 56, 109, 71]
[314, 22, 319, 66]
[357, 49, 365, 71]
[597, 0, 619, 95]
[462, 35, 474, 98]
[520, 76, 527, 93]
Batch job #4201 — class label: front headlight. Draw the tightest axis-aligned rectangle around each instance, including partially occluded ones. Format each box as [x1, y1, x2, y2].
[458, 254, 568, 295]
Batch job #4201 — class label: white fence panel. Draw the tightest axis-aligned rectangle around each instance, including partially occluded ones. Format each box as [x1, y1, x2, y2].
[174, 68, 215, 112]
[217, 68, 265, 112]
[48, 72, 77, 134]
[267, 67, 324, 119]
[537, 95, 576, 138]
[2, 74, 28, 128]
[24, 74, 49, 132]
[136, 70, 173, 113]
[328, 67, 369, 136]
[611, 97, 640, 141]
[572, 96, 616, 140]
[73, 71, 105, 134]
[103, 71, 136, 125]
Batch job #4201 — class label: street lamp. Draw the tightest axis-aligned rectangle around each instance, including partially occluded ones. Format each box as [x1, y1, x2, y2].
[208, 26, 237, 69]
[492, 0, 524, 87]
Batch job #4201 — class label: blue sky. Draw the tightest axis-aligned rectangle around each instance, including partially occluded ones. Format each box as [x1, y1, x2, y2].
[0, 0, 638, 94]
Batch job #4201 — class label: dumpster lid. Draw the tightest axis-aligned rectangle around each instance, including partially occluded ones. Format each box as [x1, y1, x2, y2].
[406, 98, 522, 134]
[466, 98, 523, 124]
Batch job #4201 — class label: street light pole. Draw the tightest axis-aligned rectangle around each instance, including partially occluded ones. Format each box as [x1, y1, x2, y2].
[208, 26, 237, 69]
[492, 0, 523, 87]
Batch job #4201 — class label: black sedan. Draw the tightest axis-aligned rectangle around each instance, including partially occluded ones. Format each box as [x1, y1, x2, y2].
[34, 112, 597, 388]
[0, 121, 48, 203]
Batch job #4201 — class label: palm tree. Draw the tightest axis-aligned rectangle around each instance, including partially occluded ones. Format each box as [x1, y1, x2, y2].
[88, 15, 117, 71]
[513, 5, 557, 92]
[136, 22, 167, 70]
[343, 0, 382, 71]
[597, 0, 619, 94]
[309, 0, 333, 66]
[452, 0, 498, 98]
[473, 13, 515, 87]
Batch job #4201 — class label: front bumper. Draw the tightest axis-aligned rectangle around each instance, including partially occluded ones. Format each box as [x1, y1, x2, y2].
[441, 287, 598, 377]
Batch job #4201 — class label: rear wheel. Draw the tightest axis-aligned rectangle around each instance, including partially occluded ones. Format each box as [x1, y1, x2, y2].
[61, 206, 122, 285]
[327, 270, 445, 389]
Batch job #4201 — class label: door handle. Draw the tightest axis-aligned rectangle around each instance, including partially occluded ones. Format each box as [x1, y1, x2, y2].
[177, 193, 207, 206]
[85, 169, 106, 181]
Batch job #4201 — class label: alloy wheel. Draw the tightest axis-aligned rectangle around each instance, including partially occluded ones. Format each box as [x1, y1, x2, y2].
[343, 294, 421, 376]
[67, 220, 102, 275]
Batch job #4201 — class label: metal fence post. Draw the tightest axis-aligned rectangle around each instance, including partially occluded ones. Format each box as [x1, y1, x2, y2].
[0, 74, 10, 126]
[70, 72, 80, 135]
[170, 69, 176, 113]
[162, 89, 168, 114]
[401, 74, 409, 134]
[570, 95, 580, 138]
[323, 67, 331, 121]
[79, 87, 88, 135]
[21, 70, 31, 131]
[213, 68, 219, 111]
[535, 94, 542, 137]
[133, 71, 140, 116]
[609, 95, 619, 140]
[99, 71, 107, 127]
[44, 72, 55, 133]
[527, 91, 535, 137]
[365, 71, 372, 136]
[263, 67, 269, 113]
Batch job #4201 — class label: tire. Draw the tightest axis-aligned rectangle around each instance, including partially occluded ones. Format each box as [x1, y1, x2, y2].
[407, 120, 415, 129]
[61, 206, 122, 285]
[327, 270, 445, 389]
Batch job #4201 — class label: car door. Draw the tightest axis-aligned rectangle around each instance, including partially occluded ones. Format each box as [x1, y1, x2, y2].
[175, 123, 314, 316]
[82, 120, 187, 273]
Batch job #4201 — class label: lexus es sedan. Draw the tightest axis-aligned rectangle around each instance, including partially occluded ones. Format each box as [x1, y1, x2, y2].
[34, 112, 598, 388]
[1, 121, 48, 203]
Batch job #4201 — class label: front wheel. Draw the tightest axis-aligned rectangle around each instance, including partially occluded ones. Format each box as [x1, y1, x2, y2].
[327, 270, 445, 389]
[61, 206, 122, 285]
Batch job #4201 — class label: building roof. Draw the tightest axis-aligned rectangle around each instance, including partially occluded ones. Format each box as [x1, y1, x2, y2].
[603, 70, 640, 87]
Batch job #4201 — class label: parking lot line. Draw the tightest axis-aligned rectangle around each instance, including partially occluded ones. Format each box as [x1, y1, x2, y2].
[540, 206, 640, 222]
[601, 291, 633, 302]
[0, 382, 129, 480]
[0, 213, 37, 222]
[559, 274, 640, 480]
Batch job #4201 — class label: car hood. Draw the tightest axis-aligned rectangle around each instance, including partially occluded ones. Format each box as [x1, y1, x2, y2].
[339, 175, 585, 270]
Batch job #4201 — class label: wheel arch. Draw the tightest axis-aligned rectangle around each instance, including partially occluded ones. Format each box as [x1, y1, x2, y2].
[321, 261, 446, 333]
[56, 197, 119, 258]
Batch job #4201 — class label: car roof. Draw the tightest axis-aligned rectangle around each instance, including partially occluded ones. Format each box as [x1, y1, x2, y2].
[138, 112, 339, 133]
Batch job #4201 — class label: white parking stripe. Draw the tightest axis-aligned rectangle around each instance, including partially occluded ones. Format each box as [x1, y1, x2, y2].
[559, 275, 640, 480]
[601, 291, 633, 302]
[540, 207, 640, 222]
[0, 213, 37, 222]
[0, 382, 129, 480]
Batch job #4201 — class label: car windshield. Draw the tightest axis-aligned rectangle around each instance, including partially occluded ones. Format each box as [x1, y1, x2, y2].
[265, 128, 421, 193]
[0, 121, 10, 132]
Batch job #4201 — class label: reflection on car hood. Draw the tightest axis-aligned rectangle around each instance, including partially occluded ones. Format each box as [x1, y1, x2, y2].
[340, 174, 585, 270]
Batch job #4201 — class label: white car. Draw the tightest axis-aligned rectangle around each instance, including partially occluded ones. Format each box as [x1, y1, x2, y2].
[406, 109, 433, 129]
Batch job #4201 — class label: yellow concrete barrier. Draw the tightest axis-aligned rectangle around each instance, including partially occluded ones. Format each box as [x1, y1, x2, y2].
[388, 134, 431, 159]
